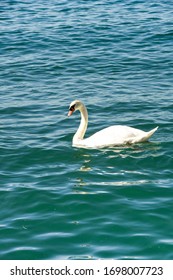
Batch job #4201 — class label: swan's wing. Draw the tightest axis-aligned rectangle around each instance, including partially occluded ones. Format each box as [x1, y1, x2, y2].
[82, 125, 139, 147]
[81, 125, 158, 148]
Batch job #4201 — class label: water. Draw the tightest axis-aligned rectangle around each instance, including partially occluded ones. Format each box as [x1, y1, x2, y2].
[0, 0, 173, 260]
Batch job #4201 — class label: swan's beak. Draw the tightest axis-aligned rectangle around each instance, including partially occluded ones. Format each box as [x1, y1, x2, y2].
[68, 110, 73, 117]
[68, 104, 76, 117]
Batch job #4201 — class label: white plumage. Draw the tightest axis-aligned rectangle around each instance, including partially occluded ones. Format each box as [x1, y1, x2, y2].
[68, 100, 158, 148]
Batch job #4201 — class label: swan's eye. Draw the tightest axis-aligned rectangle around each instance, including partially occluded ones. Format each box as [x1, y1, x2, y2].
[70, 104, 75, 111]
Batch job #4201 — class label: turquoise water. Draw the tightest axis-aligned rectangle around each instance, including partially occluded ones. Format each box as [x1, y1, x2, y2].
[0, 0, 173, 260]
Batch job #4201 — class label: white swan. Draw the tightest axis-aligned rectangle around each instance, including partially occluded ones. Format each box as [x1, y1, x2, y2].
[68, 100, 158, 148]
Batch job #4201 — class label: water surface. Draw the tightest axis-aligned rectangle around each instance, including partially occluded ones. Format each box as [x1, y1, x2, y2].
[0, 0, 173, 260]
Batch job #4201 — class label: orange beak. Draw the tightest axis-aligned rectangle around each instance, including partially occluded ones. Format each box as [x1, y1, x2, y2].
[68, 108, 75, 117]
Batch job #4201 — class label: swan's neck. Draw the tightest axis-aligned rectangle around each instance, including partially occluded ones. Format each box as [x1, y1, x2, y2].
[73, 105, 88, 143]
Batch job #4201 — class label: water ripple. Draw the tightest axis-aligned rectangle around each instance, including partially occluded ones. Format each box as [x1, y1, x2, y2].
[1, 0, 173, 260]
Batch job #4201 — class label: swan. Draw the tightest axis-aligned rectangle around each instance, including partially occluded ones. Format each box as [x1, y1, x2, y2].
[68, 100, 158, 148]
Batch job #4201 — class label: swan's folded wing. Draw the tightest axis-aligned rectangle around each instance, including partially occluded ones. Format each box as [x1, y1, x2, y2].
[82, 126, 158, 148]
[82, 125, 140, 147]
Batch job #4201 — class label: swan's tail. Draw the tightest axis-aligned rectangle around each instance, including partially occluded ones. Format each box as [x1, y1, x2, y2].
[130, 126, 159, 144]
[145, 126, 159, 139]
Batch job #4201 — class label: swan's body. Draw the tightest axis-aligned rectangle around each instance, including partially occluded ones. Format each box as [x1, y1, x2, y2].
[68, 100, 158, 148]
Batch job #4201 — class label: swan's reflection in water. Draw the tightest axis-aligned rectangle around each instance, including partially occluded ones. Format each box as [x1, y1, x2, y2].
[72, 142, 161, 194]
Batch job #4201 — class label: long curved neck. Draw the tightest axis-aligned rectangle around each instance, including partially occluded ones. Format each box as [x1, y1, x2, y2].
[73, 104, 88, 142]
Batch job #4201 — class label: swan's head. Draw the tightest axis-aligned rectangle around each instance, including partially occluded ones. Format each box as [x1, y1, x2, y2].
[68, 100, 83, 117]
